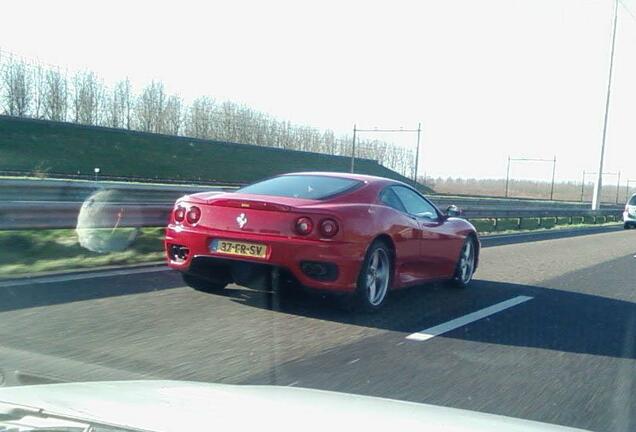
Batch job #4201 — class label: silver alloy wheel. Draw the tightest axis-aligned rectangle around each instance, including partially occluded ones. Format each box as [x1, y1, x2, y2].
[366, 248, 390, 306]
[458, 240, 475, 284]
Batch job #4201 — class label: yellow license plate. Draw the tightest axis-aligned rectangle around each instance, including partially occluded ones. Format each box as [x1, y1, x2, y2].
[211, 239, 268, 258]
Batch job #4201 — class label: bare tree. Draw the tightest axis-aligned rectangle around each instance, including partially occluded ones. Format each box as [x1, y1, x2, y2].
[119, 79, 133, 129]
[135, 81, 166, 133]
[218, 100, 239, 142]
[95, 78, 108, 126]
[43, 69, 68, 121]
[1, 60, 33, 116]
[71, 71, 104, 125]
[267, 120, 281, 148]
[31, 63, 45, 118]
[105, 79, 132, 128]
[322, 130, 337, 154]
[163, 94, 182, 135]
[105, 86, 121, 128]
[185, 96, 216, 138]
[103, 79, 134, 129]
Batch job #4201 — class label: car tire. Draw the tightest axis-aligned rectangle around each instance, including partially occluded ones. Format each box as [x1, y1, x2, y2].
[182, 273, 227, 293]
[351, 240, 393, 312]
[624, 223, 633, 230]
[448, 237, 477, 289]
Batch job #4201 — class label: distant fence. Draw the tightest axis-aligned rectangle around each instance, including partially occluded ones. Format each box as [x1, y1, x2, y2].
[0, 178, 234, 204]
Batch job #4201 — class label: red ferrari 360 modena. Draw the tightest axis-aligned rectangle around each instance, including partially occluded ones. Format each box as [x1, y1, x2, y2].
[165, 172, 479, 311]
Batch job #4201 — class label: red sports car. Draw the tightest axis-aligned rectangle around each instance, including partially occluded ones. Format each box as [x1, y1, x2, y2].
[165, 172, 479, 311]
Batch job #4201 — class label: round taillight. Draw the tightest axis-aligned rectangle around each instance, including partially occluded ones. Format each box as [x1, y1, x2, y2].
[319, 219, 339, 237]
[186, 206, 201, 224]
[174, 206, 186, 222]
[295, 217, 313, 235]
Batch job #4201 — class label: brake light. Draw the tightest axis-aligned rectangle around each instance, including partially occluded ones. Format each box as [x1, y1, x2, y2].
[174, 206, 186, 222]
[295, 217, 313, 235]
[186, 206, 201, 224]
[211, 199, 291, 212]
[319, 219, 339, 237]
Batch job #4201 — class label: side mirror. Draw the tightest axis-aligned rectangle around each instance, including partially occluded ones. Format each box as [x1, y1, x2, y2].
[446, 205, 461, 217]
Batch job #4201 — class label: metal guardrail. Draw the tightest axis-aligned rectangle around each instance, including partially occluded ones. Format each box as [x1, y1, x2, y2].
[0, 178, 235, 204]
[0, 201, 622, 230]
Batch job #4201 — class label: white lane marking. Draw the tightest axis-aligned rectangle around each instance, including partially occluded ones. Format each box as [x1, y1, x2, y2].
[0, 266, 171, 288]
[406, 295, 534, 342]
[347, 358, 360, 365]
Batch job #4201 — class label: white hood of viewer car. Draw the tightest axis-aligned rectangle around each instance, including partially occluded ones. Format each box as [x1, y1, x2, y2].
[0, 380, 587, 432]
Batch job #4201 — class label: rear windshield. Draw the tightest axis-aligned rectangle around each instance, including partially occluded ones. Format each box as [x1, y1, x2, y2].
[238, 175, 361, 200]
[630, 195, 636, 205]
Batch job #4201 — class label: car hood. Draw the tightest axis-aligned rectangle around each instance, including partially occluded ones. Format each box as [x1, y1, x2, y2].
[0, 380, 587, 432]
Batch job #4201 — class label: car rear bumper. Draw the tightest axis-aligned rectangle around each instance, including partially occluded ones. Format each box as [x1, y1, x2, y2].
[165, 225, 366, 292]
[623, 211, 636, 222]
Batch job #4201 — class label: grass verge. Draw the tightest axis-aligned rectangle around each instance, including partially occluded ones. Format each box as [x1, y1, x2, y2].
[479, 221, 621, 236]
[0, 221, 623, 278]
[0, 227, 164, 278]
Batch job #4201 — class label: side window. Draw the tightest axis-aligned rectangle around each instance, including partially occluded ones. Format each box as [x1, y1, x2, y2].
[392, 186, 438, 220]
[379, 188, 406, 212]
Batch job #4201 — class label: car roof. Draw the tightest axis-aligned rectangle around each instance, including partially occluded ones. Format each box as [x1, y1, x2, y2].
[280, 171, 402, 185]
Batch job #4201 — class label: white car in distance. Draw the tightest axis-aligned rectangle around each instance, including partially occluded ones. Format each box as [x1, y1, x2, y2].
[624, 193, 636, 229]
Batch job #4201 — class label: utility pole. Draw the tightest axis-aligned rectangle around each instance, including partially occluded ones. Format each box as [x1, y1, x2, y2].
[413, 122, 422, 186]
[580, 170, 586, 202]
[616, 171, 621, 204]
[583, 171, 618, 204]
[549, 155, 557, 200]
[350, 124, 357, 173]
[592, 0, 619, 210]
[505, 156, 511, 198]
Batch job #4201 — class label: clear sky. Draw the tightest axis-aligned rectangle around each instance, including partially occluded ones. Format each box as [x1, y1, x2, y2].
[1, 0, 635, 184]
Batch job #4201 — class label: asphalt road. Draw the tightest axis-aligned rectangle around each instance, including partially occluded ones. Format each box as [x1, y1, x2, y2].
[0, 228, 634, 431]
